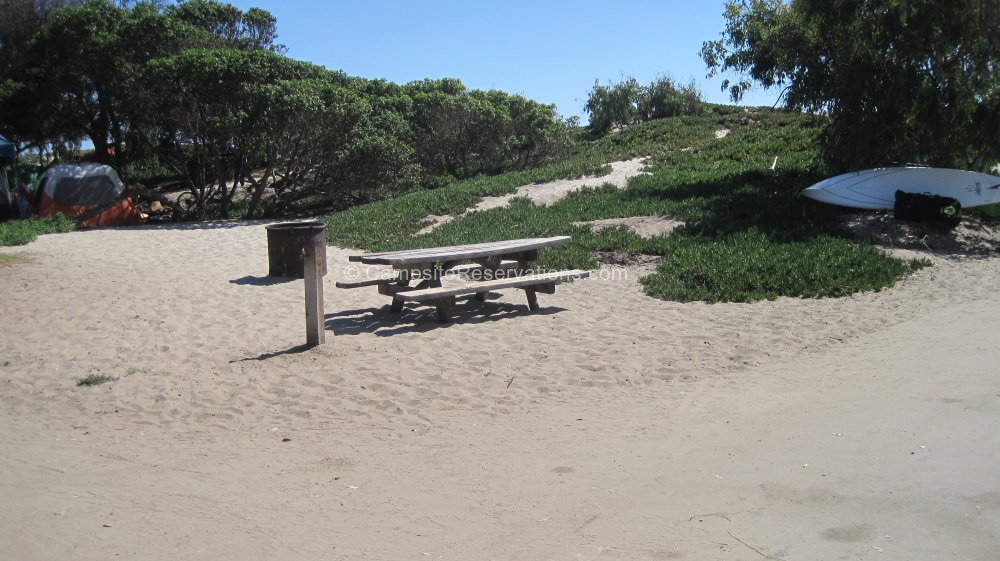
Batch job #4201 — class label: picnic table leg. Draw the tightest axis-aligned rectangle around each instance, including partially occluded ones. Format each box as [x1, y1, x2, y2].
[524, 288, 539, 311]
[433, 296, 455, 323]
[523, 283, 554, 312]
[434, 260, 461, 288]
[431, 264, 444, 289]
[471, 256, 504, 301]
[515, 249, 538, 272]
[389, 269, 412, 313]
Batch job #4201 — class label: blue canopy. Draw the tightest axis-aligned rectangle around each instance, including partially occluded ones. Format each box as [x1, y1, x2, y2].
[0, 135, 14, 160]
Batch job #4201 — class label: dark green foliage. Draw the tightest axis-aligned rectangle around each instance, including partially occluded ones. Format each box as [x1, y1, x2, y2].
[326, 109, 806, 252]
[644, 76, 704, 121]
[405, 79, 572, 180]
[585, 76, 703, 135]
[144, 49, 416, 218]
[2, 1, 140, 161]
[164, 0, 283, 52]
[702, 0, 1000, 171]
[0, 1, 80, 102]
[582, 113, 719, 159]
[584, 77, 643, 135]
[0, 214, 75, 246]
[640, 231, 929, 302]
[0, 0, 283, 169]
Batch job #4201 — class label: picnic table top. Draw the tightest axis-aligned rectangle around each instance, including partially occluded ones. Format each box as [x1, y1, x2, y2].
[348, 236, 571, 266]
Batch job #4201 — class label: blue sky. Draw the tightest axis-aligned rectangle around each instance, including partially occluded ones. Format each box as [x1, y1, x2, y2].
[226, 1, 781, 121]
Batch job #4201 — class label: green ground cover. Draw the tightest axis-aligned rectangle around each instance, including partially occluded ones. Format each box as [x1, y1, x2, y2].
[324, 107, 930, 302]
[0, 214, 75, 246]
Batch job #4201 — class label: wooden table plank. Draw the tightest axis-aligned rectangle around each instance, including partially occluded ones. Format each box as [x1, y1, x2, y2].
[348, 236, 571, 265]
[355, 238, 559, 259]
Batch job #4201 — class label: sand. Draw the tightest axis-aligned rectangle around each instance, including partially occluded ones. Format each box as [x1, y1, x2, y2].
[1, 220, 999, 560]
[573, 215, 685, 239]
[417, 158, 649, 234]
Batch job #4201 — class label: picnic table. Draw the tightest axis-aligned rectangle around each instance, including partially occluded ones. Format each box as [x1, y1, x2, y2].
[337, 236, 589, 322]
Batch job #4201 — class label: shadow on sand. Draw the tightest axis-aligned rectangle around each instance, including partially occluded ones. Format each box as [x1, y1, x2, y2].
[127, 219, 277, 232]
[229, 275, 296, 286]
[326, 298, 565, 337]
[232, 343, 315, 362]
[231, 298, 565, 362]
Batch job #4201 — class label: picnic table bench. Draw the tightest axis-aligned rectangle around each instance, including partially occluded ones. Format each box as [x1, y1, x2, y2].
[337, 236, 589, 322]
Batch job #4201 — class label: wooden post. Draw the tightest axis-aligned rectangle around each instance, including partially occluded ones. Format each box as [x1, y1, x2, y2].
[303, 245, 325, 346]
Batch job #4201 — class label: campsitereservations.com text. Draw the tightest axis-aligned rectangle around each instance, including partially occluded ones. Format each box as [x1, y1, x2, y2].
[341, 266, 628, 282]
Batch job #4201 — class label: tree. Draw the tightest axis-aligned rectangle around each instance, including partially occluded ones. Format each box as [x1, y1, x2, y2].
[1, 1, 90, 153]
[584, 76, 703, 135]
[0, 1, 81, 80]
[0, 0, 283, 172]
[584, 77, 643, 135]
[643, 76, 703, 121]
[146, 48, 419, 218]
[9, 1, 160, 167]
[406, 79, 570, 180]
[164, 0, 284, 52]
[701, 0, 1000, 171]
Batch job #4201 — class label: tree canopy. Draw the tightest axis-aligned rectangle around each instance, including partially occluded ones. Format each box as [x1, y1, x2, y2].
[0, 0, 281, 166]
[0, 0, 572, 219]
[405, 79, 570, 179]
[701, 0, 1000, 171]
[146, 48, 418, 218]
[584, 76, 703, 136]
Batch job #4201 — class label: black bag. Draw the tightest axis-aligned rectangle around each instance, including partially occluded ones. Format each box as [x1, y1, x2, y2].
[894, 190, 961, 227]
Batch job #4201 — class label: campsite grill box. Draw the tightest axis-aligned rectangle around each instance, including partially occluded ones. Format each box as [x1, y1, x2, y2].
[265, 221, 328, 278]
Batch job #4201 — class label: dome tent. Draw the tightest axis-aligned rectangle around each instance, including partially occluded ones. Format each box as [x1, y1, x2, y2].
[34, 163, 144, 227]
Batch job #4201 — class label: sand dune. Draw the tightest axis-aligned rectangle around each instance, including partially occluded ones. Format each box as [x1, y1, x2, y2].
[1, 222, 997, 560]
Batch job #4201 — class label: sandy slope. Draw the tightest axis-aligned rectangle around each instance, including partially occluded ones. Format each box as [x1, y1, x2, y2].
[417, 158, 649, 234]
[1, 222, 998, 560]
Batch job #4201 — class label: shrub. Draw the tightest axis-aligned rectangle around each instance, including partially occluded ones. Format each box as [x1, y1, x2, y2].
[76, 374, 117, 387]
[643, 76, 703, 121]
[585, 75, 704, 135]
[639, 230, 930, 303]
[0, 214, 75, 246]
[405, 79, 573, 180]
[584, 77, 643, 135]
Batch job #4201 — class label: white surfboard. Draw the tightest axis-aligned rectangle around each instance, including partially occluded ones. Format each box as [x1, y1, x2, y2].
[801, 166, 1000, 209]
